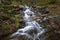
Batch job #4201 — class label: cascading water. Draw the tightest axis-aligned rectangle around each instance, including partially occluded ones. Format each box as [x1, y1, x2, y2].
[10, 6, 46, 40]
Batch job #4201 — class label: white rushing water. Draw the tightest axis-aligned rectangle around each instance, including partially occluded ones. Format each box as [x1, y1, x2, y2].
[10, 6, 45, 40]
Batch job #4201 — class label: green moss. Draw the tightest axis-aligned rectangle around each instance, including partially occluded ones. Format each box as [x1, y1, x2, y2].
[15, 20, 19, 27]
[2, 25, 10, 30]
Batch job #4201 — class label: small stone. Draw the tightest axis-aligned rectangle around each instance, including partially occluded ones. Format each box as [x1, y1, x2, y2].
[0, 0, 1, 4]
[19, 5, 24, 8]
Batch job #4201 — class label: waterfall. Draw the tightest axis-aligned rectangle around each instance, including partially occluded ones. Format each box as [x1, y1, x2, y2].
[10, 6, 45, 40]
